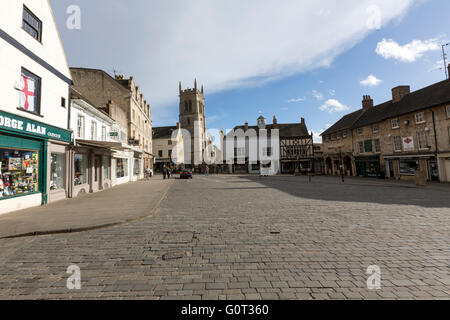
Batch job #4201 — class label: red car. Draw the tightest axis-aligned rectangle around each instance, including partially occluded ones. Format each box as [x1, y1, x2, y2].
[180, 169, 193, 179]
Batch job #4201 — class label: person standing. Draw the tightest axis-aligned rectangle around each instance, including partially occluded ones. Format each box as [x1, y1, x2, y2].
[167, 167, 172, 179]
[163, 165, 167, 180]
[205, 165, 210, 176]
[145, 167, 151, 180]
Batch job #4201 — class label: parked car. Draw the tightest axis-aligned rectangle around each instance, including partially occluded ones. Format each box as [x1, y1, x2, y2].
[180, 169, 193, 179]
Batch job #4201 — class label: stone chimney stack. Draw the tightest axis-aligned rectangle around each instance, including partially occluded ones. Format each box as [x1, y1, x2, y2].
[392, 86, 410, 103]
[244, 122, 249, 131]
[301, 117, 305, 125]
[177, 122, 181, 129]
[362, 95, 374, 110]
[273, 116, 277, 125]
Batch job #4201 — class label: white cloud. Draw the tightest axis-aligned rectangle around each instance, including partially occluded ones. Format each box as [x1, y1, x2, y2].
[287, 97, 305, 103]
[312, 90, 324, 100]
[376, 38, 440, 62]
[320, 99, 350, 113]
[329, 89, 336, 96]
[53, 0, 415, 122]
[311, 124, 332, 143]
[360, 74, 382, 87]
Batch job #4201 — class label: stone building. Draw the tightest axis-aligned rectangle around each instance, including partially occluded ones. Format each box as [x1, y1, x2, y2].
[322, 72, 450, 182]
[70, 68, 153, 181]
[152, 124, 185, 172]
[223, 116, 314, 175]
[152, 80, 207, 172]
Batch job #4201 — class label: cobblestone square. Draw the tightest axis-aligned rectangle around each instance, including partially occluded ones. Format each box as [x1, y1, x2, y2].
[0, 175, 449, 300]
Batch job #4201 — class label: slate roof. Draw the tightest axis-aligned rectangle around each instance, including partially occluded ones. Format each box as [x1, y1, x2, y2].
[233, 123, 310, 138]
[152, 126, 177, 139]
[322, 79, 450, 136]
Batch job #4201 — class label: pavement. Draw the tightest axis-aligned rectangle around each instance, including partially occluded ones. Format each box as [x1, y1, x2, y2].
[0, 176, 174, 239]
[0, 174, 449, 300]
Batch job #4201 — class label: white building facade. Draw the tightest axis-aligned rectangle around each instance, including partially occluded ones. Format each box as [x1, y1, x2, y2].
[0, 0, 72, 214]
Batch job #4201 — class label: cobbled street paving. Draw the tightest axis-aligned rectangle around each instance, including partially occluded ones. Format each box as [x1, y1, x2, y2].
[0, 175, 449, 300]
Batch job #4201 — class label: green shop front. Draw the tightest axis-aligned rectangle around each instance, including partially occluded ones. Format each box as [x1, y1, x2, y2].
[0, 110, 72, 215]
[355, 156, 382, 178]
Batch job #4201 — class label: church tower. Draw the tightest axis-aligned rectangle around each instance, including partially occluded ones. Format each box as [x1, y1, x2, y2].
[179, 79, 207, 167]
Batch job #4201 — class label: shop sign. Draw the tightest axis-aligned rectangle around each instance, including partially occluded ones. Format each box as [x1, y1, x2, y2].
[402, 137, 415, 152]
[0, 110, 71, 142]
[110, 132, 119, 137]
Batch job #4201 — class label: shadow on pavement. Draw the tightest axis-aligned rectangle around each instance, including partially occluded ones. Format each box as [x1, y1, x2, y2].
[236, 175, 450, 209]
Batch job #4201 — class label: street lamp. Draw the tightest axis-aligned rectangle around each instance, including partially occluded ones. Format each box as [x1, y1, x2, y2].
[442, 43, 450, 80]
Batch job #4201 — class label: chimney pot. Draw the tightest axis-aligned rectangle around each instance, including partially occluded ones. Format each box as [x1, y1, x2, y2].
[244, 122, 249, 130]
[273, 116, 277, 124]
[392, 86, 410, 103]
[362, 95, 374, 110]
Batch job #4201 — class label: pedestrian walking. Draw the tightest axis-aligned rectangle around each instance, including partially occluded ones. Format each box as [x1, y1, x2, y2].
[145, 167, 151, 180]
[205, 165, 209, 176]
[162, 165, 167, 180]
[167, 167, 172, 179]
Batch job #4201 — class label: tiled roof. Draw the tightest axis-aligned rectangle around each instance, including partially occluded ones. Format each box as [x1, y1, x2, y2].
[322, 79, 450, 136]
[152, 126, 177, 139]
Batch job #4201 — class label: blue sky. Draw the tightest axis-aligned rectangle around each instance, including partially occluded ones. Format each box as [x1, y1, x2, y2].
[50, 0, 449, 141]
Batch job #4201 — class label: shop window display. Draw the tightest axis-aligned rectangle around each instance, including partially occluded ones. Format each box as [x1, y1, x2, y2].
[116, 158, 128, 178]
[399, 159, 420, 175]
[50, 153, 65, 190]
[0, 148, 39, 198]
[74, 154, 87, 185]
[134, 159, 140, 175]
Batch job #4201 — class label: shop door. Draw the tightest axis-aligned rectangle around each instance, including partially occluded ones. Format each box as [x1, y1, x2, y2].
[445, 160, 450, 182]
[389, 160, 395, 179]
[94, 156, 101, 189]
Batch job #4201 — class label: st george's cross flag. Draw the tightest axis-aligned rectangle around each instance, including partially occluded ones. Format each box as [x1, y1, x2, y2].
[19, 75, 36, 112]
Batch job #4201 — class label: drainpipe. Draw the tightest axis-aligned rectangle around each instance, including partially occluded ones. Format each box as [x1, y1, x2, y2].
[431, 110, 439, 181]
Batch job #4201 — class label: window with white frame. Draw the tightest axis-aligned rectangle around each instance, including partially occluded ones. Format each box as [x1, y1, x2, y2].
[236, 147, 245, 157]
[374, 139, 381, 153]
[373, 124, 379, 133]
[391, 119, 400, 129]
[102, 126, 106, 141]
[342, 130, 347, 138]
[417, 131, 428, 150]
[415, 112, 425, 124]
[393, 136, 402, 152]
[358, 142, 364, 154]
[91, 121, 97, 140]
[77, 115, 84, 139]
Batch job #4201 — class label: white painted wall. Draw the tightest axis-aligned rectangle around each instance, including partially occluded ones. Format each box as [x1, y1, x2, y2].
[70, 100, 113, 142]
[0, 0, 71, 129]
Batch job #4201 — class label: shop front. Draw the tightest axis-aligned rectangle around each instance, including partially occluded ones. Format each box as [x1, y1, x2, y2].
[0, 110, 71, 215]
[355, 156, 382, 178]
[70, 140, 121, 198]
[384, 154, 438, 182]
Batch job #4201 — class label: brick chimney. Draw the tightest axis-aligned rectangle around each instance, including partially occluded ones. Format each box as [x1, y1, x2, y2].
[273, 116, 277, 125]
[362, 95, 374, 110]
[392, 86, 410, 103]
[301, 117, 305, 125]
